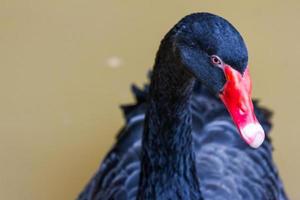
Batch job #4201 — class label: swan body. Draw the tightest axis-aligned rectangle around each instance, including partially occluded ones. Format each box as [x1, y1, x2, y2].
[78, 13, 288, 200]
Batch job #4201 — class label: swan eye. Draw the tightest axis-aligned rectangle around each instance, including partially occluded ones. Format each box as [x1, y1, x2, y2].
[210, 55, 223, 67]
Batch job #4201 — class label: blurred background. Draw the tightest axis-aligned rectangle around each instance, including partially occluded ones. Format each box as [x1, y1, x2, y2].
[1, 1, 299, 199]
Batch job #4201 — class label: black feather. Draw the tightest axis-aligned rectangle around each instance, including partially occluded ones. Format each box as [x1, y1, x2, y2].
[78, 78, 288, 200]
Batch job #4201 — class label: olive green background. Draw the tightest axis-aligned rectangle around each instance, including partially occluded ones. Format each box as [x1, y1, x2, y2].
[1, 1, 299, 199]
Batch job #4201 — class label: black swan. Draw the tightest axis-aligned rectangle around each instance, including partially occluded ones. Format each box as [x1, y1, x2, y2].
[78, 13, 288, 200]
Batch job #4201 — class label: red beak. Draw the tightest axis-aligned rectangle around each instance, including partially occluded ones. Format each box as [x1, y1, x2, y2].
[219, 65, 265, 148]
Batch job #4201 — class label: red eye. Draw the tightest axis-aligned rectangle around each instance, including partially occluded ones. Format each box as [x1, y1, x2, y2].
[211, 55, 222, 66]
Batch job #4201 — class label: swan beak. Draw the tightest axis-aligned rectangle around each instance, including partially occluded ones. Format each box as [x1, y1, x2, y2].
[219, 65, 265, 148]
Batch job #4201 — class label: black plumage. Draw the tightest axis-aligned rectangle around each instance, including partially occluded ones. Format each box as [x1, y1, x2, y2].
[78, 13, 288, 200]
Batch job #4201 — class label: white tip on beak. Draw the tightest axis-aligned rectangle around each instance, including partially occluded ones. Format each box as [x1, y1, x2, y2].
[240, 123, 265, 148]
